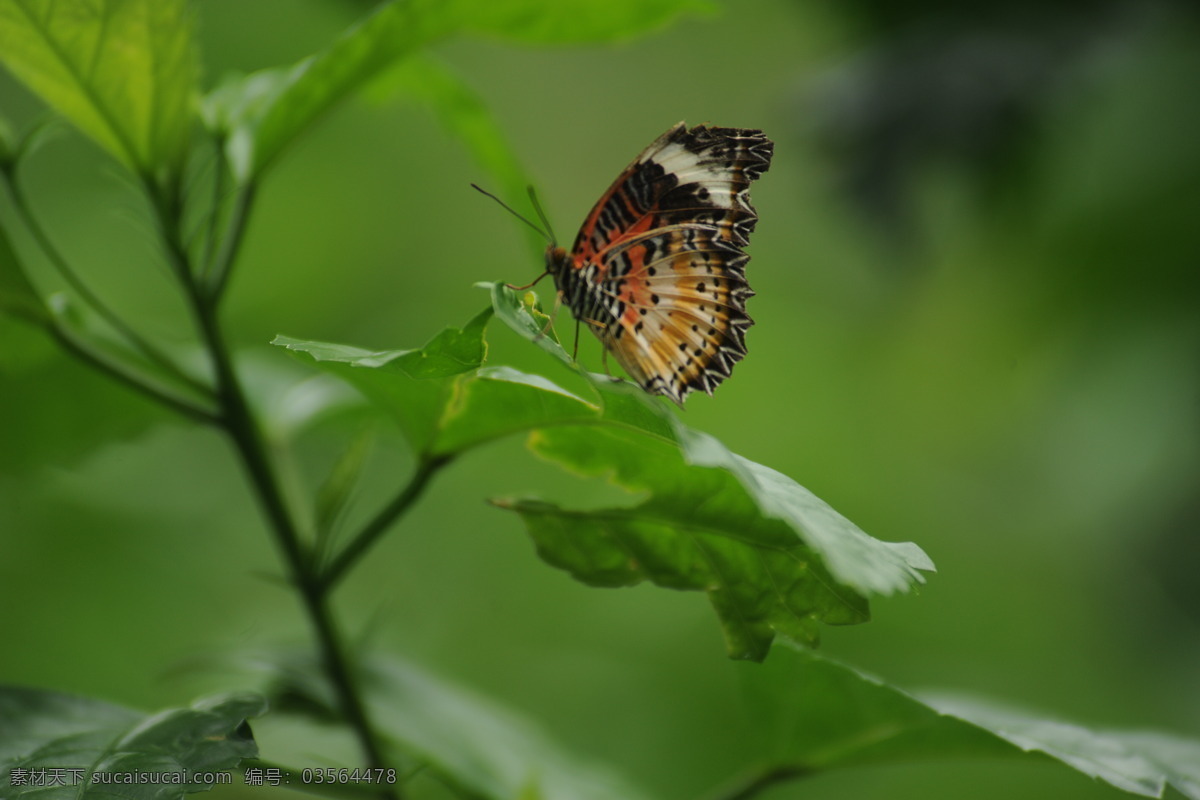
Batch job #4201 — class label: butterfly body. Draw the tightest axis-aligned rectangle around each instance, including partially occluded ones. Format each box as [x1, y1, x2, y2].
[547, 122, 773, 405]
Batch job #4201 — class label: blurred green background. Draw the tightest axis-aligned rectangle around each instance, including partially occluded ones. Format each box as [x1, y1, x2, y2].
[2, 0, 1199, 797]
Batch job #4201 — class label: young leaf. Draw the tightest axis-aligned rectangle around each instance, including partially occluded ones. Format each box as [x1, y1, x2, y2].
[735, 646, 1200, 799]
[0, 687, 265, 798]
[480, 282, 570, 365]
[202, 0, 712, 183]
[203, 0, 456, 182]
[276, 306, 490, 380]
[277, 334, 594, 459]
[274, 307, 492, 452]
[274, 297, 591, 458]
[0, 0, 196, 180]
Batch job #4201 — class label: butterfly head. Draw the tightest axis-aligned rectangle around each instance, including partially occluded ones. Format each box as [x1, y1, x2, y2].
[544, 245, 569, 273]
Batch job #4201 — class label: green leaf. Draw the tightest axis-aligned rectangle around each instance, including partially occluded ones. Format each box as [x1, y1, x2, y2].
[0, 0, 196, 180]
[486, 281, 933, 659]
[277, 326, 595, 459]
[202, 0, 455, 182]
[928, 697, 1200, 798]
[498, 424, 871, 660]
[274, 308, 492, 453]
[675, 426, 934, 597]
[277, 306, 490, 380]
[432, 366, 597, 455]
[480, 282, 570, 366]
[0, 217, 47, 324]
[283, 289, 932, 659]
[737, 646, 1200, 799]
[0, 687, 265, 799]
[534, 394, 933, 600]
[201, 0, 712, 183]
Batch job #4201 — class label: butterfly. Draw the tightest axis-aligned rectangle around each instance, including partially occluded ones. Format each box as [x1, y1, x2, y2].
[487, 122, 773, 405]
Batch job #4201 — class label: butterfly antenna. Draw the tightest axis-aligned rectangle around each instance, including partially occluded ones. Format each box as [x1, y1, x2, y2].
[471, 183, 552, 244]
[526, 185, 558, 246]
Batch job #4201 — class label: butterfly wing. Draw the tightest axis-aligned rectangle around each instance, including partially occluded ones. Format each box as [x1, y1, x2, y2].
[553, 123, 773, 404]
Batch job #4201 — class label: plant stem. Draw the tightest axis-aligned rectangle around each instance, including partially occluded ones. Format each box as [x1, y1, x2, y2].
[150, 181, 400, 800]
[207, 308, 396, 798]
[199, 282, 400, 800]
[320, 453, 451, 592]
[48, 321, 219, 424]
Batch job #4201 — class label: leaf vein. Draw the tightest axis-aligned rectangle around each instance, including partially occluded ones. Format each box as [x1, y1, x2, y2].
[9, 0, 145, 171]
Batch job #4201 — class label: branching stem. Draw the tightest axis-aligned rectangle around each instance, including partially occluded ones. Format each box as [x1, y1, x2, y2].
[145, 177, 400, 800]
[11, 129, 414, 799]
[320, 453, 451, 592]
[48, 321, 219, 424]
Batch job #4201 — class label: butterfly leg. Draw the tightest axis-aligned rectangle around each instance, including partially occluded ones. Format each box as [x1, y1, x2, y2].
[505, 270, 550, 292]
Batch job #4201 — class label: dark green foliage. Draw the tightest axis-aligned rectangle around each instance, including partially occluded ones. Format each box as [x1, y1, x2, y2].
[0, 688, 263, 799]
[280, 285, 933, 659]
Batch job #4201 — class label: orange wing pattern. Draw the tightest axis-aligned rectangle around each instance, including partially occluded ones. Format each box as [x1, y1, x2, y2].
[546, 122, 773, 404]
